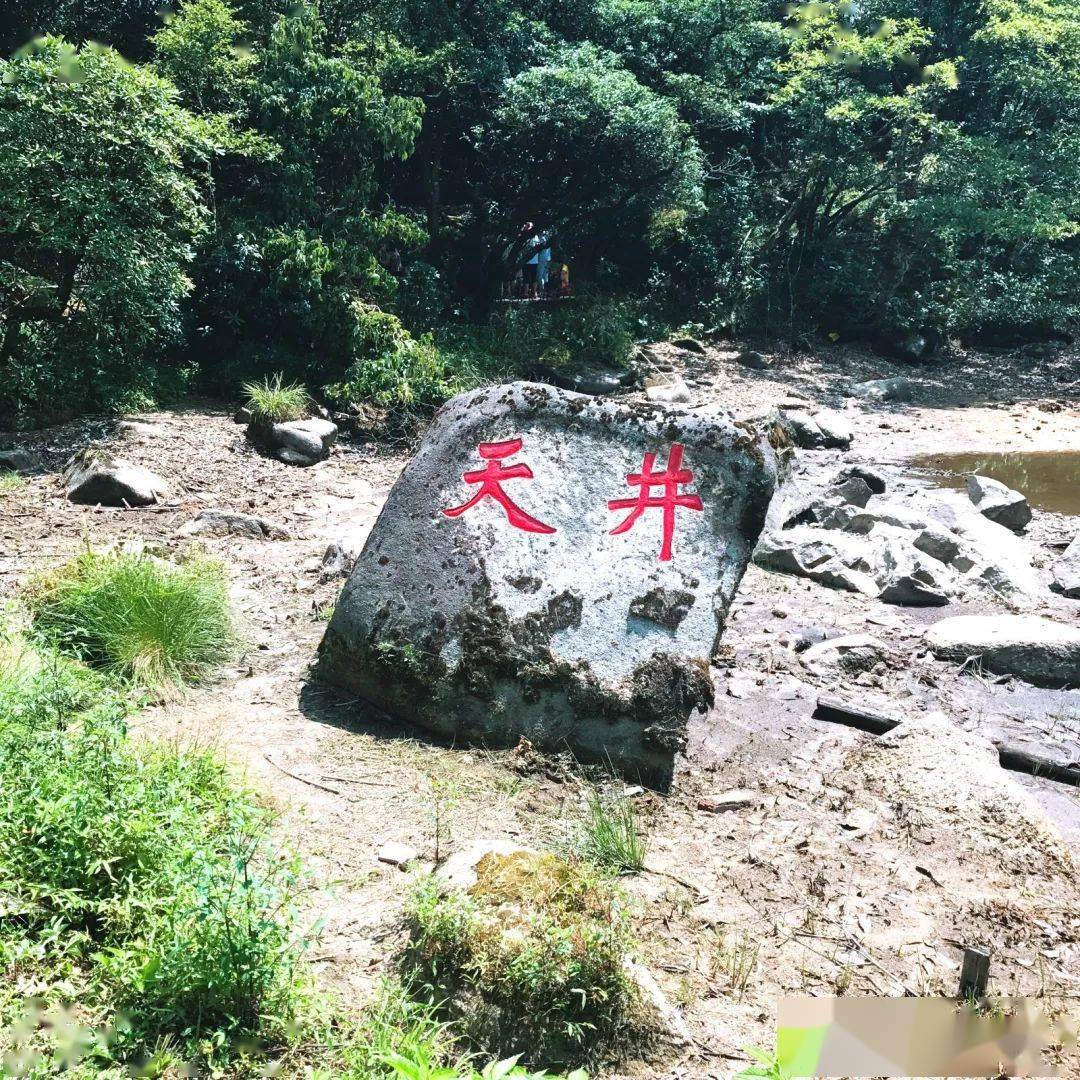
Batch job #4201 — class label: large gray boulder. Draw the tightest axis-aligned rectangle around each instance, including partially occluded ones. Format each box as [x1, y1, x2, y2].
[0, 448, 40, 473]
[316, 382, 780, 787]
[64, 449, 168, 507]
[1052, 533, 1080, 598]
[925, 614, 1080, 687]
[967, 474, 1031, 532]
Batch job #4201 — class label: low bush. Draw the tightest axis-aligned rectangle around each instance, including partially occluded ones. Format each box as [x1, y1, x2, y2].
[405, 851, 634, 1067]
[26, 549, 234, 689]
[0, 633, 303, 1075]
[325, 306, 471, 414]
[243, 373, 312, 424]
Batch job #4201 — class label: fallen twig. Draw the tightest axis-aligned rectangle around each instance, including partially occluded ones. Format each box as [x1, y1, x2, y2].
[263, 752, 341, 794]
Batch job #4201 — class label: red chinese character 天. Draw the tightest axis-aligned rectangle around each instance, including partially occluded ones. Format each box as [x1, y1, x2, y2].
[608, 443, 703, 562]
[443, 437, 556, 534]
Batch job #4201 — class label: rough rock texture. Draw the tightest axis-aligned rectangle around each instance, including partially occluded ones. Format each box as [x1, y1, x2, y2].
[272, 418, 338, 463]
[317, 382, 780, 787]
[644, 374, 692, 404]
[1052, 533, 1080, 598]
[811, 410, 854, 449]
[838, 464, 886, 494]
[800, 634, 886, 676]
[925, 614, 1080, 687]
[534, 361, 635, 396]
[181, 508, 290, 540]
[64, 449, 168, 507]
[967, 473, 1031, 531]
[848, 376, 917, 402]
[0, 448, 40, 473]
[320, 520, 375, 581]
[782, 410, 826, 449]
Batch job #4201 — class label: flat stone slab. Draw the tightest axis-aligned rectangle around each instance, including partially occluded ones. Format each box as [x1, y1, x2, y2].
[925, 614, 1080, 688]
[317, 382, 780, 787]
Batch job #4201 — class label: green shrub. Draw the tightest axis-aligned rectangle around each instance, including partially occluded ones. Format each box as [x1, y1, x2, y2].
[243, 372, 312, 423]
[26, 549, 234, 689]
[325, 306, 469, 413]
[0, 634, 303, 1072]
[405, 851, 634, 1065]
[580, 790, 648, 873]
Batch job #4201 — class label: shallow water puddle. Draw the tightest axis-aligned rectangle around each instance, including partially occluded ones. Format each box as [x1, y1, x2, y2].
[910, 449, 1080, 515]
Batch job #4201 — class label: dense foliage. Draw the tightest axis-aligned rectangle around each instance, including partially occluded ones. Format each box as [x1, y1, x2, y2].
[2, 0, 1077, 424]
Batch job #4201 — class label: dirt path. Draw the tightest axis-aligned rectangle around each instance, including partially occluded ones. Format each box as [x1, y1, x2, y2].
[2, 344, 1078, 1077]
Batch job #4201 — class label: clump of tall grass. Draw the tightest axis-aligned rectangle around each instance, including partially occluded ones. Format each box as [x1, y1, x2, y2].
[580, 789, 648, 873]
[26, 548, 234, 689]
[243, 373, 311, 423]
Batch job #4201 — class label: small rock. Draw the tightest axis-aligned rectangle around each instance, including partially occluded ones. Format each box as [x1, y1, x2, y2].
[698, 789, 761, 813]
[800, 634, 886, 676]
[116, 420, 165, 438]
[782, 410, 826, 449]
[377, 841, 418, 869]
[437, 840, 532, 890]
[925, 614, 1080, 687]
[877, 548, 951, 607]
[272, 418, 339, 462]
[233, 406, 253, 424]
[838, 465, 886, 495]
[277, 447, 317, 466]
[1051, 533, 1080, 598]
[840, 807, 878, 833]
[967, 474, 1031, 532]
[828, 476, 873, 508]
[64, 449, 168, 507]
[913, 525, 961, 565]
[644, 375, 692, 404]
[672, 336, 706, 354]
[320, 522, 372, 581]
[182, 508, 291, 540]
[848, 377, 917, 403]
[0, 449, 39, 473]
[736, 350, 770, 371]
[812, 410, 853, 449]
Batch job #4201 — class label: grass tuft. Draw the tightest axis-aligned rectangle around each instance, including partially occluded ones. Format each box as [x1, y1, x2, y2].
[0, 472, 27, 493]
[580, 790, 648, 873]
[26, 548, 234, 689]
[405, 851, 634, 1066]
[243, 373, 311, 423]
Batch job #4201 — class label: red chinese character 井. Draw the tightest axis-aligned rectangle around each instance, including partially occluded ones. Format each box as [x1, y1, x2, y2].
[443, 437, 556, 534]
[608, 442, 703, 562]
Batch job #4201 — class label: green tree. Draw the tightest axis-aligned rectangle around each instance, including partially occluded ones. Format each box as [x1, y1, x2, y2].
[0, 38, 217, 425]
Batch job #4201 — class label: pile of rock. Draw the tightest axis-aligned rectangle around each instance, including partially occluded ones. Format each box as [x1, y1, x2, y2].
[781, 408, 853, 450]
[755, 465, 1041, 607]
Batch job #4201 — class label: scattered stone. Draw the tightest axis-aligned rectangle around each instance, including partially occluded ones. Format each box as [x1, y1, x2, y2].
[782, 410, 825, 449]
[925, 614, 1080, 687]
[672, 336, 706, 354]
[736, 349, 770, 370]
[698, 789, 761, 813]
[377, 841, 418, 868]
[320, 523, 372, 581]
[64, 448, 168, 507]
[277, 447, 317, 466]
[645, 374, 692, 404]
[317, 382, 780, 788]
[876, 546, 950, 606]
[0, 449, 39, 473]
[790, 627, 832, 652]
[848, 376, 917, 403]
[812, 410, 853, 449]
[800, 634, 886, 676]
[913, 525, 961, 565]
[967, 474, 1031, 532]
[534, 362, 635, 396]
[182, 508, 290, 540]
[1051, 533, 1080, 598]
[838, 465, 886, 494]
[755, 529, 879, 595]
[846, 504, 928, 534]
[116, 420, 166, 438]
[827, 476, 873, 508]
[272, 418, 339, 464]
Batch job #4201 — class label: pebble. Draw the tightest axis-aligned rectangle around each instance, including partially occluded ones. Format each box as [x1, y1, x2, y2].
[377, 841, 418, 869]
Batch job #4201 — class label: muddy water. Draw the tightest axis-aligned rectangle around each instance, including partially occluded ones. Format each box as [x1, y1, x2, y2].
[910, 450, 1080, 515]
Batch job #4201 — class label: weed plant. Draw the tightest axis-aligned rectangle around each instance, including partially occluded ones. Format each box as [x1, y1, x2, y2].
[26, 549, 233, 689]
[243, 374, 311, 423]
[580, 790, 647, 873]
